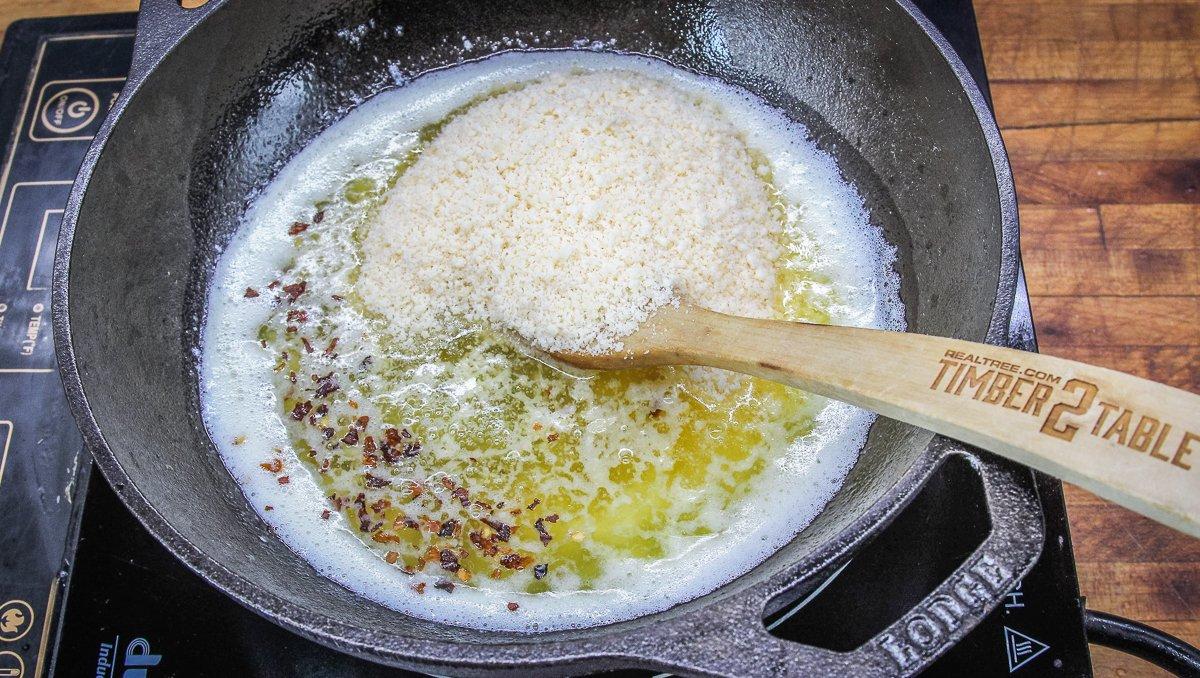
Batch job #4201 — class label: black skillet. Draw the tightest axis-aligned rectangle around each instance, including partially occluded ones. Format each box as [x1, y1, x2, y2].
[53, 0, 1044, 675]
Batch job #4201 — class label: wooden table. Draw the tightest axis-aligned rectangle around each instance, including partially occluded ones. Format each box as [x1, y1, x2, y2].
[977, 2, 1200, 675]
[1, 1, 1196, 676]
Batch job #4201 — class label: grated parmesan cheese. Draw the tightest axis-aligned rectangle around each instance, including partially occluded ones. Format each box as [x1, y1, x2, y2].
[362, 69, 782, 354]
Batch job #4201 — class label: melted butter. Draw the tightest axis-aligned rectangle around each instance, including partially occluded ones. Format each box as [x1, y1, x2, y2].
[257, 108, 832, 593]
[202, 51, 902, 630]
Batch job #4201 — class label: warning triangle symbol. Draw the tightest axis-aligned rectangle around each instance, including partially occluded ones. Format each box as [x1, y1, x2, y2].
[1004, 626, 1050, 672]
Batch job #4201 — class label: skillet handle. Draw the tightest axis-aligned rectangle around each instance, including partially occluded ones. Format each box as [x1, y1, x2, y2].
[632, 444, 1044, 677]
[132, 0, 222, 83]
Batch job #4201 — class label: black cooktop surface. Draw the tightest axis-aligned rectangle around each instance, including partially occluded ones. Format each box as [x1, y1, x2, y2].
[0, 4, 1092, 677]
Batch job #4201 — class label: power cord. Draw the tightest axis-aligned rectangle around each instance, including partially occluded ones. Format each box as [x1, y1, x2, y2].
[1085, 609, 1200, 677]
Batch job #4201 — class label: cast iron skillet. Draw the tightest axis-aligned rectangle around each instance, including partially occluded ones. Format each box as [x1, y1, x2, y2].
[54, 0, 1045, 675]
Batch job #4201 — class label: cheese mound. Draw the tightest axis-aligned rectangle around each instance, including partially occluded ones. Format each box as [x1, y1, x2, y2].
[362, 69, 782, 354]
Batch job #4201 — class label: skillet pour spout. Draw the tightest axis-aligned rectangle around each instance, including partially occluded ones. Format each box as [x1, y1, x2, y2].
[53, 0, 1042, 674]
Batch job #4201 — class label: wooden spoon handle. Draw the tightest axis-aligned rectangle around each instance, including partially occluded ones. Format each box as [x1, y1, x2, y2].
[670, 307, 1200, 537]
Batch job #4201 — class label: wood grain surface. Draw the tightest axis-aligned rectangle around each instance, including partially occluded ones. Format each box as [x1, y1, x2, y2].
[0, 0, 1196, 676]
[978, 1, 1200, 675]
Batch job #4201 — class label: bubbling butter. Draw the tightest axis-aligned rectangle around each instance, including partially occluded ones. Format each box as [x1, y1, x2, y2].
[200, 51, 902, 632]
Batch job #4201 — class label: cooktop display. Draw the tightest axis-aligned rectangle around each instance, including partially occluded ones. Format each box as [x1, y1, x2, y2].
[0, 4, 1092, 677]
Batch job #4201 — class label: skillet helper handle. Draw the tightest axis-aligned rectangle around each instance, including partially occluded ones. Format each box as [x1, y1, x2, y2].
[674, 308, 1200, 538]
[133, 0, 220, 79]
[633, 446, 1044, 677]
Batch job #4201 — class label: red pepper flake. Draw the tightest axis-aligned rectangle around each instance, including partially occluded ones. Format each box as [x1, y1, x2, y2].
[438, 519, 459, 538]
[385, 551, 399, 564]
[355, 415, 370, 429]
[371, 498, 391, 512]
[434, 580, 455, 593]
[384, 428, 404, 447]
[439, 549, 461, 572]
[313, 372, 339, 398]
[277, 476, 290, 485]
[396, 516, 420, 531]
[507, 602, 519, 611]
[289, 371, 298, 384]
[412, 582, 426, 594]
[403, 440, 422, 458]
[301, 337, 314, 353]
[406, 483, 423, 499]
[483, 517, 512, 542]
[534, 517, 553, 546]
[532, 422, 542, 431]
[365, 474, 391, 488]
[313, 210, 325, 224]
[341, 429, 360, 446]
[378, 443, 396, 464]
[533, 563, 548, 580]
[282, 281, 306, 302]
[323, 337, 339, 357]
[315, 403, 329, 415]
[321, 509, 331, 520]
[546, 433, 559, 442]
[285, 325, 298, 334]
[288, 221, 309, 236]
[260, 339, 268, 349]
[527, 498, 541, 511]
[372, 532, 400, 544]
[267, 280, 281, 290]
[286, 309, 308, 323]
[470, 531, 499, 557]
[382, 427, 420, 461]
[260, 459, 283, 473]
[244, 287, 260, 298]
[363, 436, 377, 454]
[649, 408, 666, 419]
[544, 514, 559, 523]
[321, 426, 335, 440]
[451, 486, 470, 506]
[331, 294, 344, 302]
[500, 553, 533, 570]
[264, 505, 274, 511]
[362, 452, 377, 468]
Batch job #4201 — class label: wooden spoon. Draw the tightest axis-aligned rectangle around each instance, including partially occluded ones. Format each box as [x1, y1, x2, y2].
[548, 304, 1200, 538]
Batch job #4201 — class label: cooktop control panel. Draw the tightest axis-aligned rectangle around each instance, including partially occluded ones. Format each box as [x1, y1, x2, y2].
[0, 21, 134, 678]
